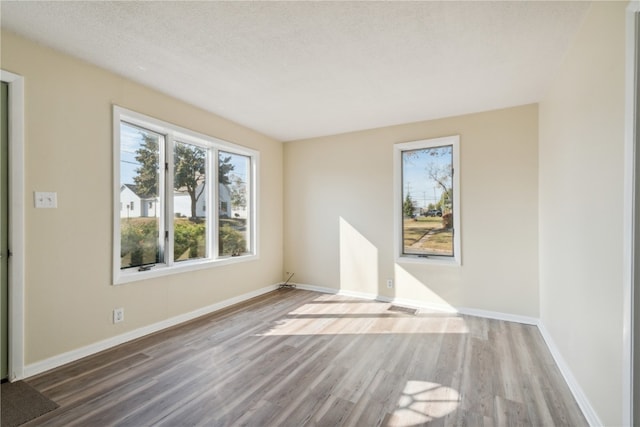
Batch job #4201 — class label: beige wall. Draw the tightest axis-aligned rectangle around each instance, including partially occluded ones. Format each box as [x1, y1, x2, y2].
[284, 104, 539, 317]
[539, 2, 627, 425]
[1, 31, 284, 365]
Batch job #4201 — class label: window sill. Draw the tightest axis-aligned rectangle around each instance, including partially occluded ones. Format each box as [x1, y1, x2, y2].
[113, 253, 259, 285]
[396, 254, 461, 266]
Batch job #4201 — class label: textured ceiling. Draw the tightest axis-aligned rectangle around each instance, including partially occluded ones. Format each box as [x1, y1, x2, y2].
[1, 1, 590, 142]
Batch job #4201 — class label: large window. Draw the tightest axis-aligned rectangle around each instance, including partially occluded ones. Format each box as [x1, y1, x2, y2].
[114, 106, 258, 284]
[394, 136, 460, 264]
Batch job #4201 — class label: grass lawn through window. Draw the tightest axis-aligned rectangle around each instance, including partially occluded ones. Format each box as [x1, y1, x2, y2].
[403, 216, 453, 255]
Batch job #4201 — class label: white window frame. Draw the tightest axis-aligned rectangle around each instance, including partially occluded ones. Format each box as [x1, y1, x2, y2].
[113, 106, 259, 285]
[393, 135, 461, 266]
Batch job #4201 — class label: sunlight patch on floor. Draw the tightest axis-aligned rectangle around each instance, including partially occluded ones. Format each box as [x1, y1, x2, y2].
[388, 380, 460, 426]
[256, 312, 469, 336]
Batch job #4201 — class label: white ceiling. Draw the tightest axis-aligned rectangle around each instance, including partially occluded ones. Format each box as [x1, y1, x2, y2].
[1, 1, 590, 142]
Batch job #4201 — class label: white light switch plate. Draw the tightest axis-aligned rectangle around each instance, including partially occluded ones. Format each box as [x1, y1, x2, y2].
[34, 192, 57, 208]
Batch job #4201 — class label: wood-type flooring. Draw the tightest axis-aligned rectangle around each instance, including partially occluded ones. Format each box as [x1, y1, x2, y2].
[22, 289, 587, 426]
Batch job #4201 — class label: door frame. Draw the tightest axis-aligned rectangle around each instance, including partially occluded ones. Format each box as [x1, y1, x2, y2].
[624, 2, 640, 425]
[1, 70, 25, 381]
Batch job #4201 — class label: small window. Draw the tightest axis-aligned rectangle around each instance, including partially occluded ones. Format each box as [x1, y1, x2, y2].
[394, 136, 460, 264]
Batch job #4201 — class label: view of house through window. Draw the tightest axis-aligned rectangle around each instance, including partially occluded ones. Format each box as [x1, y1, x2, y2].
[120, 122, 163, 269]
[116, 107, 256, 279]
[399, 137, 458, 258]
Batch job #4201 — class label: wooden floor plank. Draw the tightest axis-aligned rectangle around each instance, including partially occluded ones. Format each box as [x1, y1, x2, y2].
[21, 289, 587, 426]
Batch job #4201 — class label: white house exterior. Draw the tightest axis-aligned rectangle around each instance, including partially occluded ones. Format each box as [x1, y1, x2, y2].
[122, 183, 232, 219]
[120, 184, 159, 218]
[218, 184, 232, 217]
[173, 183, 232, 218]
[173, 183, 207, 218]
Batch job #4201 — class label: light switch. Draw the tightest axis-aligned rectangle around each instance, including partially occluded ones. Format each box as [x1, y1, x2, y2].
[34, 192, 57, 208]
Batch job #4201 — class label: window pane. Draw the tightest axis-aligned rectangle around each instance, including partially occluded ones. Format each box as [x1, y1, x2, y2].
[218, 151, 250, 257]
[174, 141, 207, 262]
[120, 122, 163, 269]
[402, 145, 454, 256]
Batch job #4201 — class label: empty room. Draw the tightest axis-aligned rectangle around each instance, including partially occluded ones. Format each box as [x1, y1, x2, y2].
[0, 1, 637, 426]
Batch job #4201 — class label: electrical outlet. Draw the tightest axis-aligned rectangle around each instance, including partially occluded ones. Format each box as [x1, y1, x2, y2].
[113, 307, 124, 324]
[34, 191, 58, 208]
[387, 279, 394, 288]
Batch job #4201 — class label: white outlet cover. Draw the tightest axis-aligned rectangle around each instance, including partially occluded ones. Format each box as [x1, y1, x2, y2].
[34, 191, 57, 208]
[113, 308, 124, 323]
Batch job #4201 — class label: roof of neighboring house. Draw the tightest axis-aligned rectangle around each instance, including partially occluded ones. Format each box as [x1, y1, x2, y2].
[121, 184, 156, 200]
[124, 183, 230, 200]
[173, 183, 231, 195]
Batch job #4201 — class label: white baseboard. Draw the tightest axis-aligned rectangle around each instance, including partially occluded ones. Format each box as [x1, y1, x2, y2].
[536, 322, 602, 427]
[294, 283, 532, 320]
[388, 296, 459, 314]
[456, 307, 538, 325]
[294, 283, 339, 295]
[24, 284, 279, 379]
[295, 283, 449, 310]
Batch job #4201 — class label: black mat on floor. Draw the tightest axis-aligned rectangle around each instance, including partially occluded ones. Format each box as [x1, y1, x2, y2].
[1, 380, 58, 427]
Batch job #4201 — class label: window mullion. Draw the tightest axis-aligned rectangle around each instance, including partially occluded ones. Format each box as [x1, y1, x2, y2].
[247, 157, 254, 254]
[165, 133, 174, 266]
[212, 148, 220, 259]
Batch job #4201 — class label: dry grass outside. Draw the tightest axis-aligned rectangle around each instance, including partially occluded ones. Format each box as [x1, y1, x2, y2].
[403, 216, 453, 254]
[403, 217, 440, 244]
